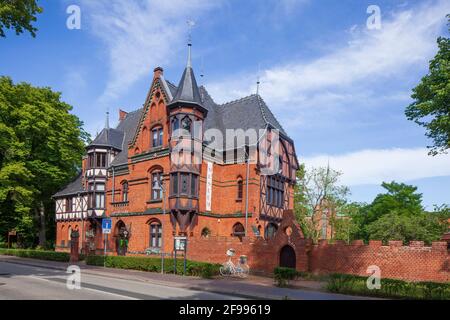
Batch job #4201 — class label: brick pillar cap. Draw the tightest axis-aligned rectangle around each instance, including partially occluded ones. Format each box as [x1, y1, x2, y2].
[154, 67, 164, 78]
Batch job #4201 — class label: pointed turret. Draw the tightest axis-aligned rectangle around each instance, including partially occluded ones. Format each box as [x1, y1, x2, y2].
[167, 42, 207, 114]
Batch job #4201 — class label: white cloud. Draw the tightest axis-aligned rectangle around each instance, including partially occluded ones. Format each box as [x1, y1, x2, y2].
[80, 0, 221, 105]
[301, 148, 450, 186]
[207, 0, 449, 120]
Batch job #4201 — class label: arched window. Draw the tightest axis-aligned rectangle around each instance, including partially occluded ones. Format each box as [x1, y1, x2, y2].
[237, 177, 243, 200]
[265, 223, 278, 239]
[122, 181, 129, 202]
[149, 220, 162, 248]
[151, 171, 163, 200]
[68, 226, 72, 242]
[232, 223, 245, 241]
[201, 227, 211, 238]
[61, 225, 65, 247]
[152, 126, 163, 148]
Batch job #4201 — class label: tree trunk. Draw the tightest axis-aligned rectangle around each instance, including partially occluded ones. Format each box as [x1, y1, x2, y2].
[38, 201, 46, 247]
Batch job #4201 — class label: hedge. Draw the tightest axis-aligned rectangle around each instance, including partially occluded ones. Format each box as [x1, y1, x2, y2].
[86, 255, 221, 279]
[0, 248, 71, 262]
[326, 273, 450, 300]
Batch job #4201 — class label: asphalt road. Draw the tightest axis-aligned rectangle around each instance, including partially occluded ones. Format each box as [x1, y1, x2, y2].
[0, 261, 244, 300]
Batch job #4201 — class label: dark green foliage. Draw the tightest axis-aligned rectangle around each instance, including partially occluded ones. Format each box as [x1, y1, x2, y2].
[0, 0, 43, 37]
[326, 273, 450, 300]
[85, 255, 221, 278]
[405, 15, 450, 155]
[0, 76, 89, 246]
[350, 182, 449, 244]
[0, 248, 70, 262]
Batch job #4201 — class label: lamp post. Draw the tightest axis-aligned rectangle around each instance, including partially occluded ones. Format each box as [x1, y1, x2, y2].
[153, 176, 166, 274]
[244, 146, 250, 237]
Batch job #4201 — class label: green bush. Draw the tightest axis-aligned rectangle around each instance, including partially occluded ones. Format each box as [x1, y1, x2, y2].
[85, 255, 220, 278]
[274, 267, 299, 287]
[326, 273, 450, 300]
[0, 248, 70, 262]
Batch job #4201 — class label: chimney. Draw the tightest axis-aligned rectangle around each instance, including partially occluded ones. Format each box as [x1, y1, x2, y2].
[119, 109, 128, 121]
[153, 67, 164, 79]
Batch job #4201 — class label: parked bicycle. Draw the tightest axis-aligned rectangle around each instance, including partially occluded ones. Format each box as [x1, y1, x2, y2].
[219, 249, 249, 278]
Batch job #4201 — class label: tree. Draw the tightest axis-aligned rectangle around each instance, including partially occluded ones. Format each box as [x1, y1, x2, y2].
[359, 182, 449, 244]
[363, 181, 423, 226]
[330, 202, 364, 243]
[366, 211, 449, 245]
[294, 164, 350, 242]
[0, 76, 89, 247]
[405, 15, 450, 155]
[0, 0, 43, 38]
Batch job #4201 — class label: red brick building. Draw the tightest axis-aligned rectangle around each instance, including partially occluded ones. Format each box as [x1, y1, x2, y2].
[53, 43, 301, 267]
[52, 45, 449, 281]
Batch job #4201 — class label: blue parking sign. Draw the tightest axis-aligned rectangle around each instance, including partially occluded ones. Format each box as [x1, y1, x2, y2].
[102, 218, 112, 234]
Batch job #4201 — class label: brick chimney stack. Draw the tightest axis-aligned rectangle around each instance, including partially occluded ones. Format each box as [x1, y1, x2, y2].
[119, 109, 128, 121]
[153, 67, 164, 79]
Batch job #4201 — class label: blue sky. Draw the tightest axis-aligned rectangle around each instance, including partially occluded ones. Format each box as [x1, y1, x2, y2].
[1, 0, 449, 208]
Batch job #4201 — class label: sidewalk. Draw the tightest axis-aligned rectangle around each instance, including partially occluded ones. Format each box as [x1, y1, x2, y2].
[0, 255, 367, 300]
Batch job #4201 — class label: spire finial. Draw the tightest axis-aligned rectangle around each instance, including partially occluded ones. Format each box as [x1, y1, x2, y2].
[256, 63, 261, 95]
[105, 108, 110, 130]
[186, 20, 196, 68]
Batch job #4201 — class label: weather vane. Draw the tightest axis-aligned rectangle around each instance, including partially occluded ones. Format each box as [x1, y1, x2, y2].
[187, 19, 196, 44]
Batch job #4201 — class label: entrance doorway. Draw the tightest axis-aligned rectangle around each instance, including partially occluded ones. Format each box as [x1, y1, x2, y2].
[279, 245, 296, 269]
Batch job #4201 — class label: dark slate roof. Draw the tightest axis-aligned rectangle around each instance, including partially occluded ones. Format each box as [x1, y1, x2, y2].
[166, 80, 178, 98]
[169, 66, 203, 107]
[110, 108, 143, 167]
[89, 128, 124, 150]
[53, 173, 84, 198]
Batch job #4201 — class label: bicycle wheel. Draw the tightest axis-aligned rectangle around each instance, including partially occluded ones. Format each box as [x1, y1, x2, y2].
[239, 265, 250, 278]
[220, 265, 229, 276]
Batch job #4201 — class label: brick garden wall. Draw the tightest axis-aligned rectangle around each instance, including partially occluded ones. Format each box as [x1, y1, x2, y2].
[308, 240, 449, 283]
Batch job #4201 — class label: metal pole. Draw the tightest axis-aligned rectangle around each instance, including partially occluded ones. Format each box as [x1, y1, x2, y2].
[104, 233, 107, 268]
[174, 249, 177, 274]
[245, 148, 250, 237]
[183, 240, 187, 276]
[161, 178, 166, 274]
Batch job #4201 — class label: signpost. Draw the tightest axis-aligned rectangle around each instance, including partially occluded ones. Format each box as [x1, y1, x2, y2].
[174, 236, 187, 275]
[102, 218, 112, 267]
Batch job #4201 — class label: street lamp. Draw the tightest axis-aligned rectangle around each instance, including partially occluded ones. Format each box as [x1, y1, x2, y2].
[244, 146, 250, 237]
[153, 176, 166, 274]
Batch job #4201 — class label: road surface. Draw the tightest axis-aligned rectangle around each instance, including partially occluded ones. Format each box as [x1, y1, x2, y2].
[0, 261, 244, 300]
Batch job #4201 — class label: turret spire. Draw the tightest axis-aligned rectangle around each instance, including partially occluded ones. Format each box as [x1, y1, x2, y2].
[105, 109, 110, 130]
[186, 20, 195, 69]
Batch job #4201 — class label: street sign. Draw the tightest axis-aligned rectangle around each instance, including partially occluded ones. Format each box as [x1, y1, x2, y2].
[102, 218, 112, 234]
